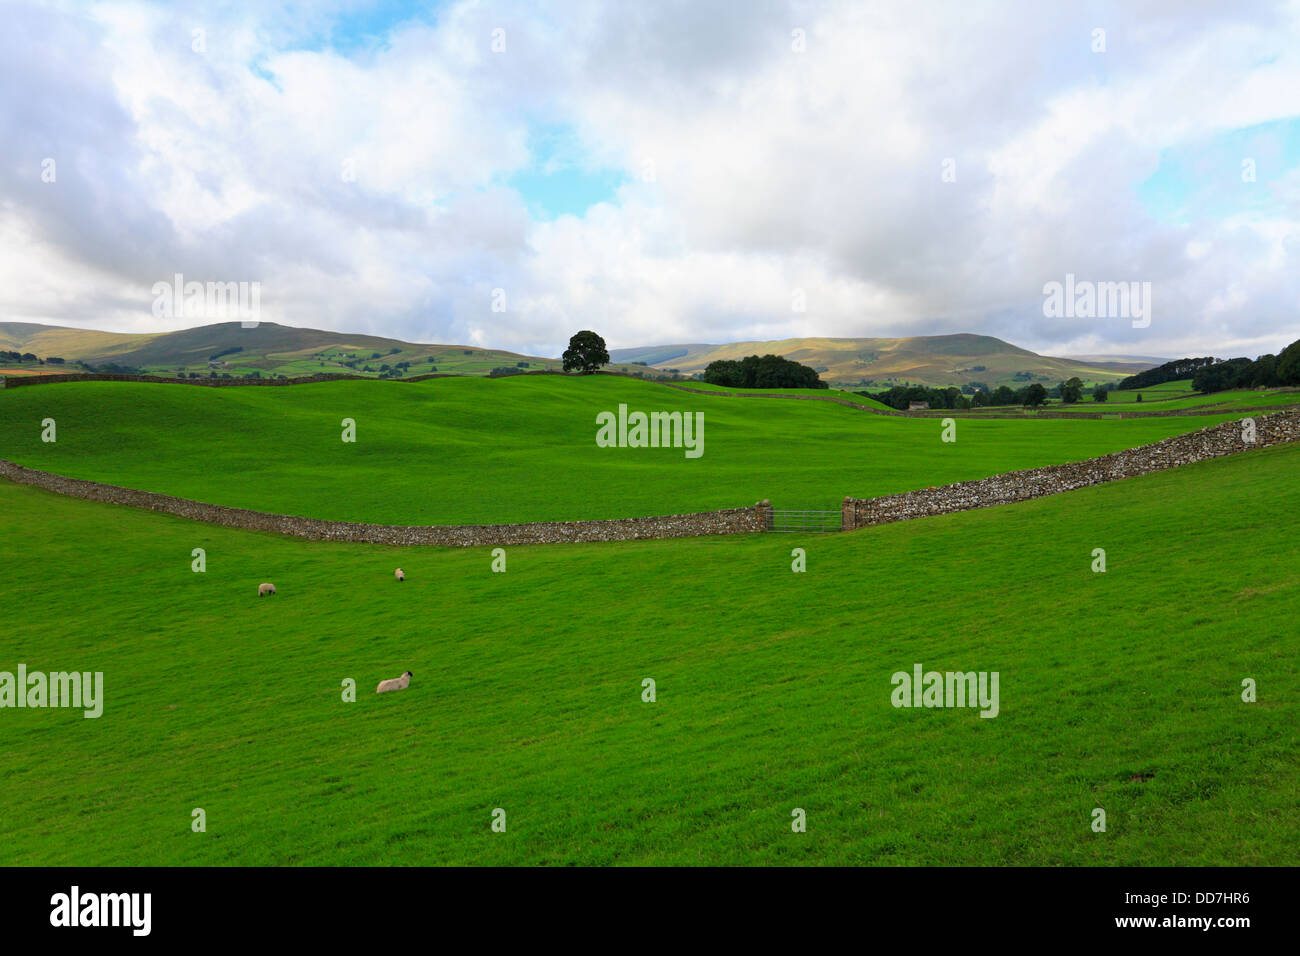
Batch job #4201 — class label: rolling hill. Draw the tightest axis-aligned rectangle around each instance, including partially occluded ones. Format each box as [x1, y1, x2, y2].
[0, 321, 646, 380]
[610, 334, 1157, 387]
[0, 374, 1254, 525]
[4, 322, 1158, 388]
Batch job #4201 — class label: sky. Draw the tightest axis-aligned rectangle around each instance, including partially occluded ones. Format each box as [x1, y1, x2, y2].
[2, 0, 1300, 360]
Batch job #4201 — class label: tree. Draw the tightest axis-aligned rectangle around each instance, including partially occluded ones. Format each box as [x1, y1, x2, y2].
[703, 359, 744, 387]
[1093, 386, 1109, 403]
[1244, 354, 1278, 387]
[562, 331, 610, 374]
[1060, 377, 1084, 404]
[1192, 357, 1252, 393]
[1277, 338, 1300, 385]
[991, 385, 1017, 406]
[1023, 383, 1048, 407]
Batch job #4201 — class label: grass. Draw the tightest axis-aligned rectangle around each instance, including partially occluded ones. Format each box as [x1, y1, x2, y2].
[0, 375, 1255, 525]
[1099, 380, 1201, 403]
[673, 380, 894, 406]
[0, 440, 1295, 866]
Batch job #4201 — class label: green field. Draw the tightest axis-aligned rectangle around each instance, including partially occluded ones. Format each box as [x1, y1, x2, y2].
[0, 376, 1254, 525]
[1098, 379, 1201, 403]
[1097, 384, 1300, 410]
[0, 435, 1295, 865]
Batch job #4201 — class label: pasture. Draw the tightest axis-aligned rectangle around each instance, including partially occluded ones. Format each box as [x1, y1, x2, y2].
[0, 375, 1256, 525]
[0, 439, 1295, 865]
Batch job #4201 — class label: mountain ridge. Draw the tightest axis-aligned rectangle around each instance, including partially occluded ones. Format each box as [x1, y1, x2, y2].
[610, 333, 1159, 387]
[2, 321, 1160, 387]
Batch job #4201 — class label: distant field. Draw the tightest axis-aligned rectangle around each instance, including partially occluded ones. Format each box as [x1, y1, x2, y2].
[945, 383, 1299, 414]
[1, 439, 1294, 865]
[0, 375, 1251, 524]
[1099, 380, 1200, 403]
[670, 381, 894, 407]
[1098, 383, 1300, 410]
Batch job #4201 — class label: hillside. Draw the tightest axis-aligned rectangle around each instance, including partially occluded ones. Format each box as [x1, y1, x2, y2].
[0, 375, 1249, 525]
[1, 437, 1295, 865]
[610, 334, 1156, 388]
[0, 321, 650, 380]
[3, 322, 1158, 387]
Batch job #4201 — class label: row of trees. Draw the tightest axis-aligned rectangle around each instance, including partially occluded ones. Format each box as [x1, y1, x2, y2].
[866, 382, 1053, 409]
[1118, 356, 1218, 390]
[1191, 340, 1300, 392]
[2, 350, 65, 364]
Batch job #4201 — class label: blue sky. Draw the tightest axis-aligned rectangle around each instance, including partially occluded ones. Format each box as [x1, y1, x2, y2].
[1138, 117, 1300, 225]
[504, 124, 626, 219]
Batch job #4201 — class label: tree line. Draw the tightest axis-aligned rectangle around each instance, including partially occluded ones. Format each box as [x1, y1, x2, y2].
[1121, 338, 1300, 394]
[865, 382, 1054, 410]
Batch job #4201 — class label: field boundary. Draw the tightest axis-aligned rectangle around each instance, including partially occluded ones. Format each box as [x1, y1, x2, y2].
[0, 457, 771, 546]
[2, 412, 1296, 546]
[843, 409, 1300, 529]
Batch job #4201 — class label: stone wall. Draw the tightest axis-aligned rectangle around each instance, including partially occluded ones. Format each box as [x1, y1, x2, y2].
[843, 409, 1300, 529]
[0, 457, 768, 546]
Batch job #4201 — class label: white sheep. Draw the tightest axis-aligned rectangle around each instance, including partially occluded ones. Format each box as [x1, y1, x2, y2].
[394, 568, 405, 582]
[258, 582, 276, 597]
[376, 670, 412, 694]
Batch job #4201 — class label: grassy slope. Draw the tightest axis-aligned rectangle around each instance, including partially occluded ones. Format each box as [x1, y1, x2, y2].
[0, 376, 1251, 524]
[1098, 383, 1300, 410]
[1100, 380, 1201, 403]
[669, 381, 894, 407]
[0, 441, 1295, 865]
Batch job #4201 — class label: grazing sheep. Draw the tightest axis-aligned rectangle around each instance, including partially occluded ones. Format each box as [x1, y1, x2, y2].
[395, 568, 405, 582]
[258, 582, 276, 597]
[376, 670, 412, 694]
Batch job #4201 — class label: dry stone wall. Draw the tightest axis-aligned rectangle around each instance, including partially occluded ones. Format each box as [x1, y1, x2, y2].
[843, 409, 1300, 529]
[0, 457, 768, 546]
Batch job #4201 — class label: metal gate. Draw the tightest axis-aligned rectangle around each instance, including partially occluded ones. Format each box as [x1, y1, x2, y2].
[768, 509, 842, 533]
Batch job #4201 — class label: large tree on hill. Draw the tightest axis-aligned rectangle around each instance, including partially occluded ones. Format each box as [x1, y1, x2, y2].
[562, 331, 610, 374]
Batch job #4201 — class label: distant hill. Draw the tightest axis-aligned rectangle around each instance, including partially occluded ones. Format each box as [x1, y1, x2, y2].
[2, 322, 1161, 387]
[611, 334, 1159, 387]
[0, 321, 643, 380]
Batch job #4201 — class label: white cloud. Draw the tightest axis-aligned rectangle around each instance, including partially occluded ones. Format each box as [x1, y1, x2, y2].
[0, 0, 1298, 359]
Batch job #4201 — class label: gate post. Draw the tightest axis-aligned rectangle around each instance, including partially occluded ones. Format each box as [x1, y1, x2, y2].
[755, 499, 773, 531]
[841, 496, 856, 532]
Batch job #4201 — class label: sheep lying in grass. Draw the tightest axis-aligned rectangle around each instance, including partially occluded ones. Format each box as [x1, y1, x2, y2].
[395, 568, 405, 582]
[376, 671, 412, 694]
[258, 583, 276, 597]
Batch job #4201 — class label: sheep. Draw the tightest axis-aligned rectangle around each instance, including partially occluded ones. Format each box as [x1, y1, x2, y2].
[376, 671, 412, 694]
[258, 583, 276, 597]
[394, 568, 405, 582]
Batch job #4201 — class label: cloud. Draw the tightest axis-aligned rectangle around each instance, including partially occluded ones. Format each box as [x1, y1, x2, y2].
[1, 0, 1298, 358]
